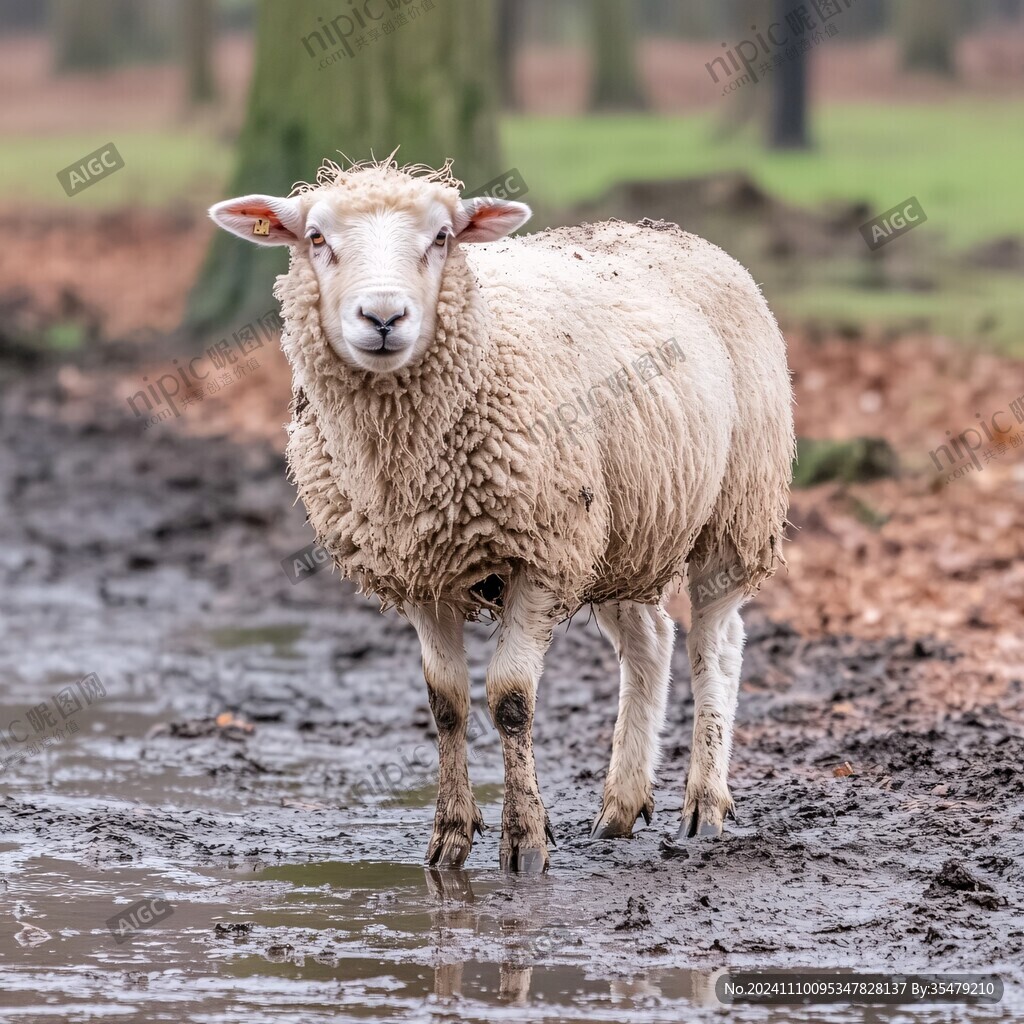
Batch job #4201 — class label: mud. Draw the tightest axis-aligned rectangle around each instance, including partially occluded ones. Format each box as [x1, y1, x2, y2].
[0, 354, 1021, 1023]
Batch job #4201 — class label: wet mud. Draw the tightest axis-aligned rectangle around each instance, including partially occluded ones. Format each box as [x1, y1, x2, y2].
[0, 363, 1020, 1022]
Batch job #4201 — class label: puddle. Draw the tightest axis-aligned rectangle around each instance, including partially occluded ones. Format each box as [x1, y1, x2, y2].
[2, 854, 1005, 1023]
[1, 410, 1021, 1020]
[204, 624, 306, 658]
[0, 854, 717, 1023]
[0, 660, 1018, 1022]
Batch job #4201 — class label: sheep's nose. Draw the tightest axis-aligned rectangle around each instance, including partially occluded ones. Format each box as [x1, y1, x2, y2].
[359, 308, 405, 339]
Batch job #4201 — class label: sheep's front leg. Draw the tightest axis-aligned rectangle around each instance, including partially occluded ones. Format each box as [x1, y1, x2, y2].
[592, 601, 674, 838]
[486, 576, 557, 873]
[406, 603, 484, 867]
[667, 564, 746, 849]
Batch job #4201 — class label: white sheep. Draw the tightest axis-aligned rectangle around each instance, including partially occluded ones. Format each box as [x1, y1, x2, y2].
[210, 157, 794, 872]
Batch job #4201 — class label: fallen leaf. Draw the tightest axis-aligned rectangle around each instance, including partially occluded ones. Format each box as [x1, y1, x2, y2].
[215, 712, 255, 735]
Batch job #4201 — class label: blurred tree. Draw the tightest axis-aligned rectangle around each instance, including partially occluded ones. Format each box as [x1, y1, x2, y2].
[589, 0, 646, 109]
[496, 0, 522, 108]
[769, 0, 809, 148]
[897, 0, 956, 75]
[832, 0, 886, 37]
[523, 0, 584, 44]
[0, 0, 46, 30]
[187, 0, 501, 331]
[51, 0, 175, 71]
[183, 0, 217, 105]
[217, 0, 257, 32]
[639, 0, 712, 36]
[715, 0, 772, 140]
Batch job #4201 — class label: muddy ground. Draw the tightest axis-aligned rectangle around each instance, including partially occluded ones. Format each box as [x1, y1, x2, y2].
[0, 338, 1020, 1023]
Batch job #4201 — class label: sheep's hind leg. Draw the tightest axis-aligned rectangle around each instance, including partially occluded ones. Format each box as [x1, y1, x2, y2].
[407, 603, 484, 868]
[486, 575, 558, 873]
[665, 561, 746, 851]
[591, 601, 674, 839]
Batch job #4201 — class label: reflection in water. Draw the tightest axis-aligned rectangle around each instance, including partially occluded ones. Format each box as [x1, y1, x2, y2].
[1, 855, 725, 1022]
[420, 866, 712, 1013]
[425, 867, 542, 1006]
[424, 867, 475, 1000]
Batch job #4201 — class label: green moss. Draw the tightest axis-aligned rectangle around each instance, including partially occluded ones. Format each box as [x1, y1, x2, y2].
[793, 437, 900, 489]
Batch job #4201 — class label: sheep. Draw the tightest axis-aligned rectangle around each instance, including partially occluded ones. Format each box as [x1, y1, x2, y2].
[209, 156, 794, 872]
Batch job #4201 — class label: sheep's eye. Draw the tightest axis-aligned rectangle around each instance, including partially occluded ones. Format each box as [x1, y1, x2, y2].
[434, 229, 450, 247]
[309, 231, 326, 247]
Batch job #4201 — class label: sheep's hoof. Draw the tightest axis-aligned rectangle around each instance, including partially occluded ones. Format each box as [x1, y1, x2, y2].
[688, 812, 724, 839]
[499, 843, 549, 874]
[591, 790, 654, 840]
[666, 791, 736, 848]
[499, 813, 553, 873]
[426, 805, 485, 869]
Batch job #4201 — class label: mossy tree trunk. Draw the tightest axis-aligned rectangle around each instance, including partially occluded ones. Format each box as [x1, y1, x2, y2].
[897, 0, 956, 75]
[187, 0, 501, 332]
[589, 0, 646, 110]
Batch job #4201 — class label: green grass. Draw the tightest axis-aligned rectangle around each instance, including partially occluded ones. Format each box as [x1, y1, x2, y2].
[2, 99, 1022, 351]
[0, 132, 231, 207]
[502, 100, 1024, 249]
[4, 101, 1021, 247]
[501, 100, 1024, 353]
[781, 270, 1024, 352]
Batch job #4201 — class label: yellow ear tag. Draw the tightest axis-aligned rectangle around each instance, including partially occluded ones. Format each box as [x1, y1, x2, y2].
[252, 217, 271, 237]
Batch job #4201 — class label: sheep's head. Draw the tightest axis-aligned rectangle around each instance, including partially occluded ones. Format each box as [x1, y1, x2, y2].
[209, 158, 530, 373]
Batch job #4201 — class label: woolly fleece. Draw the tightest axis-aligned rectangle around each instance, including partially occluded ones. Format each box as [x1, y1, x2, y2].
[277, 168, 793, 620]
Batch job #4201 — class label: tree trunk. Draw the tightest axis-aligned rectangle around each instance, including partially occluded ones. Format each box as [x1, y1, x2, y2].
[51, 0, 173, 71]
[183, 0, 217, 106]
[187, 0, 502, 332]
[716, 0, 772, 140]
[589, 0, 645, 110]
[496, 0, 522, 109]
[897, 0, 956, 75]
[769, 0, 810, 149]
[52, 0, 123, 71]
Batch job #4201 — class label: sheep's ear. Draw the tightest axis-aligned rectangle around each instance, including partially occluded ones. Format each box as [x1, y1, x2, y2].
[454, 197, 531, 243]
[208, 194, 306, 247]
